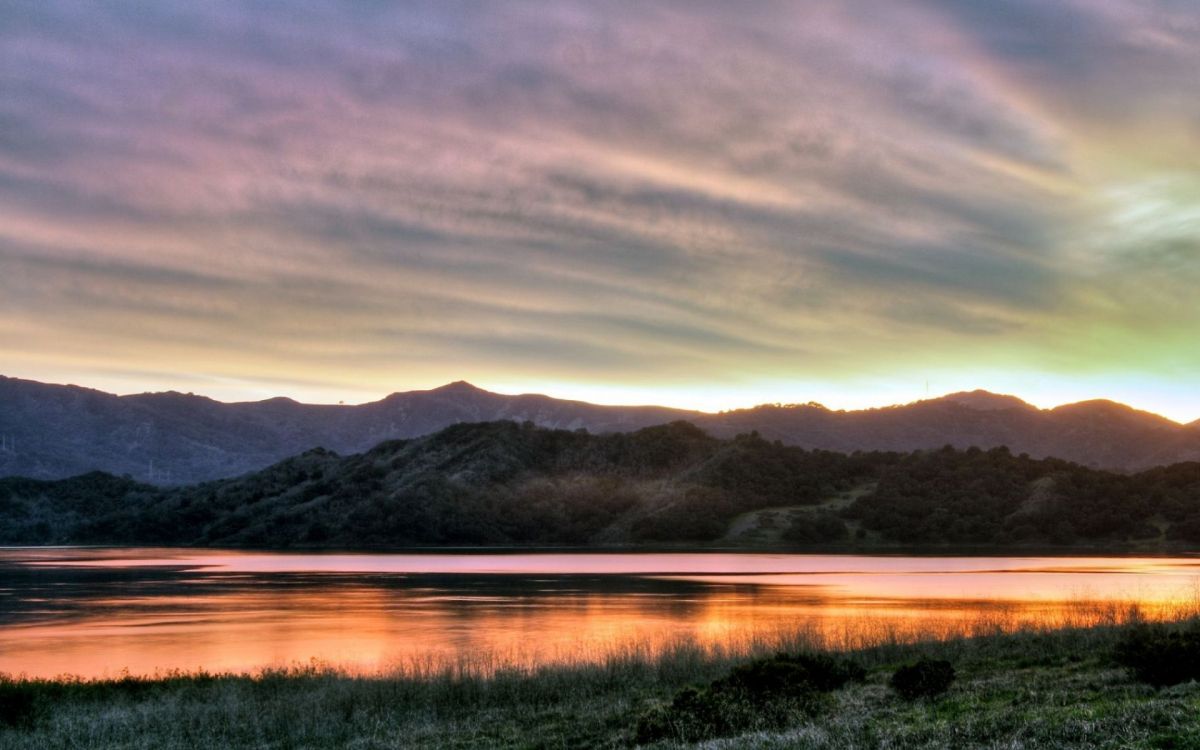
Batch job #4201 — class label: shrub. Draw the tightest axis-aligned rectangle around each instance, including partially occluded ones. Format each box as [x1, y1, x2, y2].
[1114, 623, 1200, 687]
[746, 652, 866, 692]
[783, 512, 849, 544]
[890, 658, 955, 700]
[0, 681, 38, 729]
[634, 652, 863, 743]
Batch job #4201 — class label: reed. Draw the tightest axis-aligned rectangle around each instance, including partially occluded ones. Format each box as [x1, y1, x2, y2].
[2, 604, 1199, 749]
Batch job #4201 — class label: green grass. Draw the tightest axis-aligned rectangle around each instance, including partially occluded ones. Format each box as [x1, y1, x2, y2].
[4, 618, 1200, 749]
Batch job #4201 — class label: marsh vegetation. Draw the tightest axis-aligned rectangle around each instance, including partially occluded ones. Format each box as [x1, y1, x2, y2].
[4, 608, 1200, 749]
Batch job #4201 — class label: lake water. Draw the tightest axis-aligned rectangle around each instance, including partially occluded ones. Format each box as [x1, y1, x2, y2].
[2, 548, 1199, 679]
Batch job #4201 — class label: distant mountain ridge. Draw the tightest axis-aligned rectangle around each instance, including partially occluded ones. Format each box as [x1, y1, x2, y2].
[1, 375, 1197, 483]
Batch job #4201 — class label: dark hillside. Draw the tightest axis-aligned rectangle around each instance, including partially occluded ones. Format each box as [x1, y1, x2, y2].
[4, 422, 1200, 551]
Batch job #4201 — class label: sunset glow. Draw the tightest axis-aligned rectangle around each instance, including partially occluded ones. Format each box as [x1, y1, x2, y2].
[2, 2, 1199, 417]
[5, 549, 1199, 679]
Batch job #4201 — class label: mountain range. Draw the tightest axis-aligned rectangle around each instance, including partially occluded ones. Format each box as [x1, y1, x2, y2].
[1, 374, 1197, 483]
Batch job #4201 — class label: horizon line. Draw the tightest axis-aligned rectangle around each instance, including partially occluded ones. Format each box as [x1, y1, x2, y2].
[2, 373, 1192, 427]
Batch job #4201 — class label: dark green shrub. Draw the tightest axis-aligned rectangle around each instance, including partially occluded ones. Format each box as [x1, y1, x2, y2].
[634, 684, 756, 744]
[634, 652, 863, 743]
[633, 702, 673, 743]
[725, 652, 865, 693]
[890, 658, 955, 700]
[0, 681, 38, 729]
[783, 512, 849, 543]
[1114, 623, 1200, 687]
[1150, 730, 1200, 750]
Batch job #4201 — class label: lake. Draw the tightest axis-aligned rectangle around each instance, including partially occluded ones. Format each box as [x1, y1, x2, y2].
[2, 548, 1199, 679]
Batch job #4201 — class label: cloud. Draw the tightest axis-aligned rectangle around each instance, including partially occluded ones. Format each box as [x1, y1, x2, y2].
[1, 0, 1198, 414]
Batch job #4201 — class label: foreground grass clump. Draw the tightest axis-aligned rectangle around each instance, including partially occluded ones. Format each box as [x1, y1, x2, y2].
[889, 658, 956, 700]
[1114, 621, 1200, 687]
[634, 653, 865, 743]
[0, 681, 37, 729]
[5, 618, 1200, 748]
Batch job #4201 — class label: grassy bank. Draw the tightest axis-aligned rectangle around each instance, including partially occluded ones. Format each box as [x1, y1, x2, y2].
[5, 613, 1200, 749]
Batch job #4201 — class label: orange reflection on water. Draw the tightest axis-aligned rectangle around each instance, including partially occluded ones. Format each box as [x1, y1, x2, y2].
[1, 549, 1198, 679]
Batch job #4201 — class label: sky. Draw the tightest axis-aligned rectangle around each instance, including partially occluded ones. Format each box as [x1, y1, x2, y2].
[2, 1, 1199, 420]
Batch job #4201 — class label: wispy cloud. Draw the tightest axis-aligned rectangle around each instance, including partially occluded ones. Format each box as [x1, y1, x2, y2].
[2, 0, 1198, 416]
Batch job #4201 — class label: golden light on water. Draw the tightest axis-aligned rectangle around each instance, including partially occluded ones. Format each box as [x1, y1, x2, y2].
[3, 550, 1200, 680]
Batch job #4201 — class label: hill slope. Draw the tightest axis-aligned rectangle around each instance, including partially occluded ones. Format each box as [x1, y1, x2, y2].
[0, 377, 689, 483]
[698, 392, 1193, 472]
[4, 421, 1200, 551]
[2, 376, 1197, 483]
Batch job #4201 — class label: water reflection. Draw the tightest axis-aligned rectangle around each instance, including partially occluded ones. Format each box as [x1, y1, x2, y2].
[1, 549, 1198, 679]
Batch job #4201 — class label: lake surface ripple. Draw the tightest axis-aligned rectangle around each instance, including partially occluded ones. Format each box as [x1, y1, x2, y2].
[2, 549, 1198, 678]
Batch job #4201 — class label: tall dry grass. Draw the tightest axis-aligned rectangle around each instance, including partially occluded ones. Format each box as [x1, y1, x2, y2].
[4, 603, 1200, 749]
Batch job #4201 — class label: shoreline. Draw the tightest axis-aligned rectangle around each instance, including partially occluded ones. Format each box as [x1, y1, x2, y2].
[3, 617, 1199, 748]
[5, 543, 1200, 557]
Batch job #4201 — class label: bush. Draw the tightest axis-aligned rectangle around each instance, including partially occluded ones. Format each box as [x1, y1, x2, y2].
[0, 681, 38, 729]
[634, 652, 863, 743]
[1114, 623, 1200, 687]
[890, 658, 955, 700]
[783, 512, 849, 544]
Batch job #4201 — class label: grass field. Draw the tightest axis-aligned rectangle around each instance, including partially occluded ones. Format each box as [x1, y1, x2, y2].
[3, 610, 1200, 749]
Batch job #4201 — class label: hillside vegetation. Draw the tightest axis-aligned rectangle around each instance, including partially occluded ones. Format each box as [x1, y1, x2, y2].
[3, 421, 1200, 550]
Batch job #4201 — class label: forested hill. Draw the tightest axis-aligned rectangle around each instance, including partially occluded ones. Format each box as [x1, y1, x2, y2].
[3, 420, 1200, 550]
[1, 421, 846, 547]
